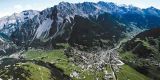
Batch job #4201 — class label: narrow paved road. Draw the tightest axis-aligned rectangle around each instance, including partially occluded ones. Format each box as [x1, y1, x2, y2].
[103, 40, 126, 80]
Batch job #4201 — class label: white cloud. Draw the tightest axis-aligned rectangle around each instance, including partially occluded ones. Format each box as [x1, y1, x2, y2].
[13, 4, 23, 13]
[26, 5, 32, 9]
[0, 4, 34, 18]
[0, 12, 11, 18]
[14, 5, 22, 10]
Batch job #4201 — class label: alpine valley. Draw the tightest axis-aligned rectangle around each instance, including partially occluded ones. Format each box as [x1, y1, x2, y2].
[0, 1, 160, 80]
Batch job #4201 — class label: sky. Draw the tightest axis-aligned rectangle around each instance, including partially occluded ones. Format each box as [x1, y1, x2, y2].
[0, 0, 160, 18]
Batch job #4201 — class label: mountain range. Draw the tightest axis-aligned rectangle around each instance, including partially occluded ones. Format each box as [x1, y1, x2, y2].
[0, 1, 160, 53]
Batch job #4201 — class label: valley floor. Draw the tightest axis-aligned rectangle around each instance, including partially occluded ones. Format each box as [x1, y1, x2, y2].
[0, 43, 150, 80]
